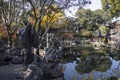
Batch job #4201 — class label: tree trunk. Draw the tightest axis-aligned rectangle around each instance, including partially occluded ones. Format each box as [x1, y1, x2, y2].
[46, 32, 49, 48]
[7, 32, 12, 47]
[6, 24, 12, 47]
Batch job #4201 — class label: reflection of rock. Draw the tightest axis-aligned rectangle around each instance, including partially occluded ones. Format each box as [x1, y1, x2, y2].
[107, 76, 118, 80]
[95, 57, 112, 71]
[75, 55, 112, 74]
[109, 52, 120, 61]
[76, 61, 94, 74]
[49, 65, 63, 78]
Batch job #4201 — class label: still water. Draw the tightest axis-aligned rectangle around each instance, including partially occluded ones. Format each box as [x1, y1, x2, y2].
[62, 56, 120, 80]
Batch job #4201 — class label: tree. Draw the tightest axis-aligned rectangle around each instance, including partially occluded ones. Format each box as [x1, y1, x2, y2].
[60, 17, 77, 32]
[25, 0, 91, 63]
[94, 9, 113, 43]
[0, 0, 24, 46]
[29, 4, 65, 33]
[23, 0, 91, 48]
[101, 0, 120, 18]
[0, 0, 91, 65]
[94, 9, 111, 25]
[26, 0, 91, 33]
[76, 8, 100, 37]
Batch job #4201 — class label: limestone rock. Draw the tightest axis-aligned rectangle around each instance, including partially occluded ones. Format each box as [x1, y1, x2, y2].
[11, 56, 23, 64]
[44, 48, 62, 63]
[2, 55, 12, 62]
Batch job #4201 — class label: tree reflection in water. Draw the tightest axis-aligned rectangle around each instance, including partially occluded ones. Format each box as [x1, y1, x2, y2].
[75, 55, 112, 74]
[61, 47, 120, 80]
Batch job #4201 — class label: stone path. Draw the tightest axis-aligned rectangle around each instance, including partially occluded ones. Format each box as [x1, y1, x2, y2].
[0, 64, 24, 80]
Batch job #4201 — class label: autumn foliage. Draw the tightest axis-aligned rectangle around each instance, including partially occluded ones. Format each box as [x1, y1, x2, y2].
[0, 23, 17, 41]
[29, 4, 65, 30]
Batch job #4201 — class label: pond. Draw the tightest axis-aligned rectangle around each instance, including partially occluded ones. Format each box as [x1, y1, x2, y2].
[61, 55, 120, 80]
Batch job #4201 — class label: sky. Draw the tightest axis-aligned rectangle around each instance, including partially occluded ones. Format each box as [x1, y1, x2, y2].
[84, 0, 102, 10]
[65, 0, 102, 17]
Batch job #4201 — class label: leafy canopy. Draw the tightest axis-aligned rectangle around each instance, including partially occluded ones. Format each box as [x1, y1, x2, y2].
[29, 4, 65, 30]
[101, 0, 120, 18]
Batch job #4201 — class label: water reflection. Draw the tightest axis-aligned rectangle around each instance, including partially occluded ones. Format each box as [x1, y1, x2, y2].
[62, 55, 120, 80]
[76, 55, 112, 74]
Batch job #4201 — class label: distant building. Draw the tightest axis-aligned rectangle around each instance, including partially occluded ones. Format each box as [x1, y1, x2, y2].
[110, 20, 120, 42]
